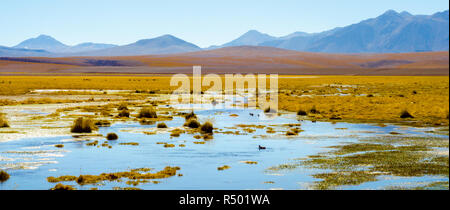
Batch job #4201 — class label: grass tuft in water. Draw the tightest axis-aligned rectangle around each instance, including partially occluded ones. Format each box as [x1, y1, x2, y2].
[138, 107, 157, 118]
[157, 122, 168, 128]
[106, 133, 118, 140]
[218, 165, 231, 171]
[0, 170, 10, 183]
[50, 183, 76, 190]
[184, 119, 201, 128]
[0, 113, 9, 128]
[185, 111, 197, 120]
[200, 121, 214, 134]
[71, 117, 96, 133]
[297, 109, 308, 116]
[118, 109, 130, 118]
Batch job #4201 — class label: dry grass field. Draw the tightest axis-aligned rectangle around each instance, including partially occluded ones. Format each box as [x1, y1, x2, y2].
[0, 75, 448, 127]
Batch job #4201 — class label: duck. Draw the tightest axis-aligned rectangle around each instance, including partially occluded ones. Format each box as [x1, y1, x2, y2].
[258, 145, 266, 150]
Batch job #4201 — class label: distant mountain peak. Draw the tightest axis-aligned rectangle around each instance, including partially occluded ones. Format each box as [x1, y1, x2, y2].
[36, 34, 54, 39]
[134, 34, 193, 47]
[383, 9, 399, 15]
[399, 11, 412, 17]
[222, 30, 277, 47]
[14, 34, 68, 52]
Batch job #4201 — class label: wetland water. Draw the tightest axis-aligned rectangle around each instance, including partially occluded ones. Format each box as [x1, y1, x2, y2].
[0, 95, 448, 190]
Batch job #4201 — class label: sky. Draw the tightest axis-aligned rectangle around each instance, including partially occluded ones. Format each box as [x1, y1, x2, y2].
[1, 0, 448, 48]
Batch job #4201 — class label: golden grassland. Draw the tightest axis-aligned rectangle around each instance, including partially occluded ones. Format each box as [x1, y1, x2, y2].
[0, 75, 448, 126]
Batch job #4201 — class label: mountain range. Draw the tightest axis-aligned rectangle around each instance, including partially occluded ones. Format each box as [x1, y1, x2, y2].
[0, 9, 448, 57]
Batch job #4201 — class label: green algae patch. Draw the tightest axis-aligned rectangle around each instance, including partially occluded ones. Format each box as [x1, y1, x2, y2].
[301, 136, 449, 189]
[313, 171, 379, 190]
[47, 166, 181, 186]
[119, 142, 139, 146]
[113, 187, 142, 190]
[241, 161, 258, 165]
[266, 163, 300, 171]
[386, 181, 449, 190]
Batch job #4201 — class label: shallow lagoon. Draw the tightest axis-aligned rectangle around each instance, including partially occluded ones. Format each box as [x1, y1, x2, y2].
[0, 101, 448, 190]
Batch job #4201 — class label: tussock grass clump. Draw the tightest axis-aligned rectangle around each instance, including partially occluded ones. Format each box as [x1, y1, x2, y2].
[94, 120, 111, 127]
[118, 109, 130, 118]
[203, 134, 213, 140]
[0, 170, 10, 183]
[184, 119, 201, 128]
[297, 109, 307, 116]
[170, 129, 184, 137]
[138, 107, 157, 118]
[164, 143, 175, 148]
[286, 128, 303, 136]
[200, 121, 214, 134]
[117, 103, 128, 110]
[217, 165, 231, 171]
[86, 140, 99, 146]
[157, 122, 168, 128]
[264, 106, 277, 113]
[185, 111, 197, 120]
[100, 110, 111, 116]
[0, 113, 9, 128]
[71, 117, 96, 133]
[50, 183, 76, 190]
[400, 110, 414, 119]
[106, 133, 118, 140]
[309, 106, 319, 114]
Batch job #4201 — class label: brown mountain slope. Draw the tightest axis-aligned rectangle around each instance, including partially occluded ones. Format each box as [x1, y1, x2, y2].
[0, 46, 448, 75]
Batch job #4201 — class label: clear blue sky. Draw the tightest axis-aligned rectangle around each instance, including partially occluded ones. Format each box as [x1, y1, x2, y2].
[1, 0, 448, 48]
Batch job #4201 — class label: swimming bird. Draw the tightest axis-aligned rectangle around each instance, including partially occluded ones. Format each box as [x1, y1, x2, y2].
[258, 145, 266, 150]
